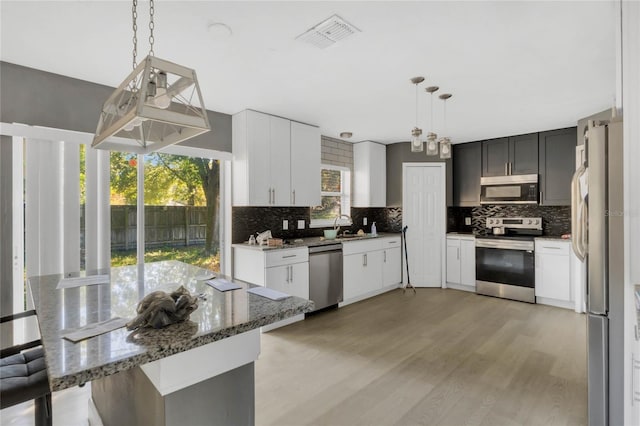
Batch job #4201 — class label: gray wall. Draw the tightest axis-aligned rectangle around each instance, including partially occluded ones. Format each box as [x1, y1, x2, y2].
[0, 61, 232, 152]
[386, 142, 453, 207]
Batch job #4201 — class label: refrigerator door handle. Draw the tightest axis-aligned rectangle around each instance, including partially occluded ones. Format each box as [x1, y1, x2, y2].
[571, 164, 587, 261]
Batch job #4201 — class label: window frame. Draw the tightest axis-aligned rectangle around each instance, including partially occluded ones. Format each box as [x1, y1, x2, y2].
[310, 164, 352, 228]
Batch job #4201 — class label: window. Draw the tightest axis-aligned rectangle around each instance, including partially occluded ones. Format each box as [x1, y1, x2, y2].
[310, 165, 351, 227]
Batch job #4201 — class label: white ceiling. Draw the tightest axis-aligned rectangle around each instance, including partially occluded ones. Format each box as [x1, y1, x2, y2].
[1, 1, 616, 144]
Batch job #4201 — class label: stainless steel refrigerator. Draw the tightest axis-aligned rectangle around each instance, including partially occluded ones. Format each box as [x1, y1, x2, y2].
[571, 116, 625, 425]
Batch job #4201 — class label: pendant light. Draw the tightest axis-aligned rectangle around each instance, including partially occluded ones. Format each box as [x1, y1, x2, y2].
[438, 93, 452, 159]
[93, 0, 210, 154]
[425, 86, 439, 156]
[410, 76, 425, 152]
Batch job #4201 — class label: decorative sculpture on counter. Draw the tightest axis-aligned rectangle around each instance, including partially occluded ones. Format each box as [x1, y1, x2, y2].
[126, 286, 199, 331]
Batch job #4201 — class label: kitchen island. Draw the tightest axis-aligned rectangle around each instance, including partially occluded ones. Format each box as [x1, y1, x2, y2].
[28, 260, 313, 426]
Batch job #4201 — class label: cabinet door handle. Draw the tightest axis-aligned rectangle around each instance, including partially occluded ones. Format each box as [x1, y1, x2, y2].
[505, 163, 508, 175]
[542, 246, 561, 250]
[457, 247, 460, 260]
[282, 254, 297, 259]
[509, 162, 512, 175]
[286, 265, 290, 282]
[384, 251, 387, 263]
[539, 191, 543, 205]
[292, 190, 296, 205]
[289, 265, 293, 283]
[365, 253, 368, 266]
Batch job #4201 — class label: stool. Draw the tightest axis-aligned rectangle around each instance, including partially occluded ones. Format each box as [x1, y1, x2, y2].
[0, 310, 52, 426]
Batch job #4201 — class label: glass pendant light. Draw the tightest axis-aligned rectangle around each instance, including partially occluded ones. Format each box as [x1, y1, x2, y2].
[410, 77, 425, 152]
[425, 86, 439, 156]
[438, 93, 452, 159]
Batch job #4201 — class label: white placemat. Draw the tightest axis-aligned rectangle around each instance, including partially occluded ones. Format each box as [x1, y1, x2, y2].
[61, 317, 129, 343]
[206, 279, 241, 292]
[56, 275, 110, 289]
[247, 286, 291, 301]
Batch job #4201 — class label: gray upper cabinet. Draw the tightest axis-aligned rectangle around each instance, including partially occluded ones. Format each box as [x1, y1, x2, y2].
[453, 142, 482, 206]
[481, 137, 509, 176]
[482, 133, 538, 176]
[509, 133, 539, 175]
[538, 127, 577, 206]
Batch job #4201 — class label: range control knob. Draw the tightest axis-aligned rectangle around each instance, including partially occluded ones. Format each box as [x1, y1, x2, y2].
[527, 219, 533, 224]
[534, 219, 540, 225]
[488, 219, 494, 225]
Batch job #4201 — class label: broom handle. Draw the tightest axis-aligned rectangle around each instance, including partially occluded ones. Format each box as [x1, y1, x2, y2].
[402, 226, 410, 284]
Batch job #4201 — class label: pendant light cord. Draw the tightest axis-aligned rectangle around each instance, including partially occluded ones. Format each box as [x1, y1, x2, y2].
[415, 83, 418, 127]
[149, 0, 155, 56]
[132, 0, 138, 70]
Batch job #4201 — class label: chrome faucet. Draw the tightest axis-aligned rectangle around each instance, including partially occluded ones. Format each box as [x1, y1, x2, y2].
[333, 214, 352, 233]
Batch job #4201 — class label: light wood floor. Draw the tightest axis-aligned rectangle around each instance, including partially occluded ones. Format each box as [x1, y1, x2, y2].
[256, 289, 587, 426]
[1, 289, 587, 426]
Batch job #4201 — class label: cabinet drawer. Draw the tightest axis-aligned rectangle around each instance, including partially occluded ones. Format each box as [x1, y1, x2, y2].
[535, 240, 570, 255]
[380, 236, 401, 249]
[265, 247, 309, 267]
[342, 239, 383, 255]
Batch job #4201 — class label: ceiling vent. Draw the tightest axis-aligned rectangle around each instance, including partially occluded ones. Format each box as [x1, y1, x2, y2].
[296, 14, 361, 49]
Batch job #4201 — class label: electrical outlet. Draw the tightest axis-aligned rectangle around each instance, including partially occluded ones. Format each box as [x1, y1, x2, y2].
[282, 220, 288, 230]
[363, 217, 368, 226]
[465, 217, 472, 226]
[297, 220, 305, 229]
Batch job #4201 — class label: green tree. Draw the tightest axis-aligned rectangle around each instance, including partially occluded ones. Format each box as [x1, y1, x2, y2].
[151, 153, 219, 254]
[110, 151, 138, 204]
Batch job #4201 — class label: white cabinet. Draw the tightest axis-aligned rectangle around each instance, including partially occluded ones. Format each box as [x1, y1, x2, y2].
[382, 238, 402, 287]
[232, 110, 320, 206]
[353, 141, 386, 207]
[265, 262, 309, 300]
[445, 235, 476, 291]
[344, 251, 382, 300]
[233, 246, 310, 330]
[290, 121, 321, 207]
[535, 239, 573, 309]
[342, 236, 401, 304]
[233, 246, 309, 296]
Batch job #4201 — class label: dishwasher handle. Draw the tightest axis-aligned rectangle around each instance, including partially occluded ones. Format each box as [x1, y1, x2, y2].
[309, 244, 343, 254]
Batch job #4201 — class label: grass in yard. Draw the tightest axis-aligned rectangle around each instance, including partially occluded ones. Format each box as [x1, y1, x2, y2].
[111, 245, 220, 272]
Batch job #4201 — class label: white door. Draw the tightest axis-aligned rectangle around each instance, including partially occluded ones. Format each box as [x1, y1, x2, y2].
[402, 163, 445, 287]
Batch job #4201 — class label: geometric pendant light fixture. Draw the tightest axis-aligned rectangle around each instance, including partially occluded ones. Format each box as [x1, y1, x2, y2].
[92, 0, 210, 154]
[409, 76, 425, 152]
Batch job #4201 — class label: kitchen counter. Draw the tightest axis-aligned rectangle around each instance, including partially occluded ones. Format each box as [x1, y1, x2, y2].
[28, 260, 314, 391]
[535, 236, 571, 241]
[232, 232, 401, 251]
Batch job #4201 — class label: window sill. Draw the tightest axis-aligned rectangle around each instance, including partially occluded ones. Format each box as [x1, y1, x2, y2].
[310, 219, 352, 229]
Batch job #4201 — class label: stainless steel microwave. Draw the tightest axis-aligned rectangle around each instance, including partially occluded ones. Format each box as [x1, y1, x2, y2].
[480, 174, 538, 204]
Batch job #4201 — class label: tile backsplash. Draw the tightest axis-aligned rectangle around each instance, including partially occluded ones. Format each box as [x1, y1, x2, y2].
[232, 206, 402, 243]
[448, 205, 571, 236]
[232, 204, 569, 244]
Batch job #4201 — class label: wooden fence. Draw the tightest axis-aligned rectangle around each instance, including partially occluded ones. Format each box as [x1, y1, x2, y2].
[109, 205, 208, 251]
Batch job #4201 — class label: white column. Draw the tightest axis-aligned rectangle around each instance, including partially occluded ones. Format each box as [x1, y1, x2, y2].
[85, 148, 111, 271]
[622, 1, 640, 424]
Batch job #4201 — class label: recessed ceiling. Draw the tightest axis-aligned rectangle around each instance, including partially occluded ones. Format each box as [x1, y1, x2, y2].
[0, 1, 616, 144]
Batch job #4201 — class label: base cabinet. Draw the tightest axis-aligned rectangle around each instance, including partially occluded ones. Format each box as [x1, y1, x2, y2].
[535, 239, 573, 309]
[342, 236, 402, 304]
[446, 235, 476, 291]
[233, 246, 309, 329]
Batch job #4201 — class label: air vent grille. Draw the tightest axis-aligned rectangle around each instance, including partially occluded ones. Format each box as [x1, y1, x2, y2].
[296, 14, 360, 49]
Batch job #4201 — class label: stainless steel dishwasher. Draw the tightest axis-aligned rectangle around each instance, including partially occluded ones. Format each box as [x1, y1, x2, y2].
[308, 244, 343, 311]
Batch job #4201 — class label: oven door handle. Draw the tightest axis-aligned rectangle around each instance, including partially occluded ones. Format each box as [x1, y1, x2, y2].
[475, 241, 534, 251]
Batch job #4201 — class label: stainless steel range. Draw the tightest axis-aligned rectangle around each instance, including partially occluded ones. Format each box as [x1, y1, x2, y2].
[475, 217, 542, 303]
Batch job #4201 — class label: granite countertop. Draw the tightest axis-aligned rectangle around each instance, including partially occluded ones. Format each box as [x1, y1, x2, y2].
[535, 236, 571, 241]
[28, 260, 314, 391]
[232, 232, 401, 251]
